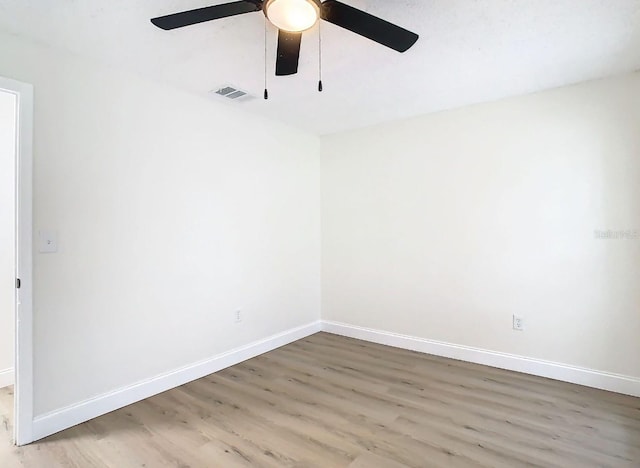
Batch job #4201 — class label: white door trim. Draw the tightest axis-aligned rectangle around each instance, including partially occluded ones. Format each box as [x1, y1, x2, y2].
[0, 76, 34, 446]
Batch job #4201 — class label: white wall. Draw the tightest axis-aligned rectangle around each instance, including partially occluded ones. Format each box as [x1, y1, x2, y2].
[0, 89, 16, 388]
[0, 32, 320, 416]
[1, 25, 638, 433]
[322, 73, 640, 378]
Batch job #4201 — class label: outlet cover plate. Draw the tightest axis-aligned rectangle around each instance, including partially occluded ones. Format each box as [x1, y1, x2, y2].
[513, 315, 525, 331]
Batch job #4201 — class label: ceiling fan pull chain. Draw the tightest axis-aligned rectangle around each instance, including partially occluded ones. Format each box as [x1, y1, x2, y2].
[264, 16, 269, 100]
[318, 19, 323, 92]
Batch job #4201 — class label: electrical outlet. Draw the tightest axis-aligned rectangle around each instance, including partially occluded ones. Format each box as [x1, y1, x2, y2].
[39, 230, 58, 253]
[512, 314, 525, 331]
[234, 309, 242, 323]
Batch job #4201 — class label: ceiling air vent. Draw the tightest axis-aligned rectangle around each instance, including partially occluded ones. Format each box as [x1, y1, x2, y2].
[210, 85, 254, 102]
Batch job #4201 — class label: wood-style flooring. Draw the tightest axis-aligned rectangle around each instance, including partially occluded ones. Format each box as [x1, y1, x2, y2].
[1, 332, 639, 467]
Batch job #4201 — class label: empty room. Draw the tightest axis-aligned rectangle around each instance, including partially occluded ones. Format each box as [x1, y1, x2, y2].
[1, 0, 639, 466]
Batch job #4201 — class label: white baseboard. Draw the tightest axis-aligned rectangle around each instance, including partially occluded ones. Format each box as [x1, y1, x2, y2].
[0, 368, 14, 389]
[29, 318, 640, 442]
[321, 320, 640, 398]
[32, 321, 322, 442]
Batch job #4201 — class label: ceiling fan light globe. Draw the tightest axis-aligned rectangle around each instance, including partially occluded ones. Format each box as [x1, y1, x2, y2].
[265, 0, 319, 32]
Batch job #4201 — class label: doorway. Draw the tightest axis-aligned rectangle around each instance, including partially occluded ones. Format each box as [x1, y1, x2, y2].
[0, 76, 33, 446]
[0, 90, 16, 391]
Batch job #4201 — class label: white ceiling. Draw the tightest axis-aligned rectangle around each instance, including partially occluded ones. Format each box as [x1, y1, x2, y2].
[1, 0, 639, 135]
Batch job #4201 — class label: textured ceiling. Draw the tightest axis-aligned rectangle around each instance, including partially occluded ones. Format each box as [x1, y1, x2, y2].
[1, 0, 639, 134]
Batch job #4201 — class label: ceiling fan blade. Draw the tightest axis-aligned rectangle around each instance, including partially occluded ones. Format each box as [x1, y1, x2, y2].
[150, 1, 262, 30]
[320, 0, 418, 52]
[275, 30, 302, 76]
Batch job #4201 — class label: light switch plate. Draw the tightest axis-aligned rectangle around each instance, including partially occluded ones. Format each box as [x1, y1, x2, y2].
[39, 230, 58, 253]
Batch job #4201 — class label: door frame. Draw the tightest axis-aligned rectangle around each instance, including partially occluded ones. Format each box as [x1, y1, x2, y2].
[0, 76, 34, 446]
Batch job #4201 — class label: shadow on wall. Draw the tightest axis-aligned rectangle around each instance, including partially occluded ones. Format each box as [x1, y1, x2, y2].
[590, 89, 640, 367]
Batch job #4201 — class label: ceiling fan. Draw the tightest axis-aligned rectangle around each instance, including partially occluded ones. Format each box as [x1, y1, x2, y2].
[150, 0, 419, 77]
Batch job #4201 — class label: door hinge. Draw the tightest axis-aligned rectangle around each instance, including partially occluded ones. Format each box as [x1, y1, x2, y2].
[16, 278, 21, 289]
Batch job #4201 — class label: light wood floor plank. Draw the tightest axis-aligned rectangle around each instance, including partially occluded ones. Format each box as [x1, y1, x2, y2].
[1, 332, 639, 467]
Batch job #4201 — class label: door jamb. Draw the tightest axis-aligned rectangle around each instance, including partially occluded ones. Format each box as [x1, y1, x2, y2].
[0, 76, 34, 446]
